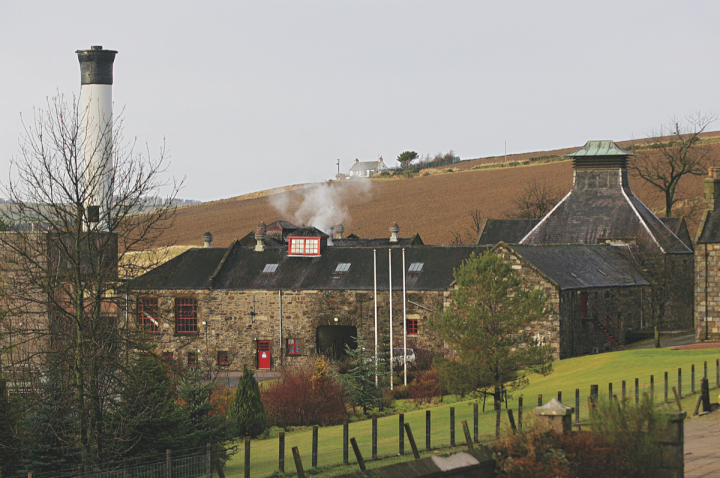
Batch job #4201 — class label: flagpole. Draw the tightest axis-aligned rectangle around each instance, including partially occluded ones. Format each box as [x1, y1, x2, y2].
[389, 248, 393, 390]
[402, 247, 407, 386]
[373, 248, 378, 386]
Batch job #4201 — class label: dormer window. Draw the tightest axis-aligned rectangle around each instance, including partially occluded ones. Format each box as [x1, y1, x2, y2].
[287, 227, 328, 256]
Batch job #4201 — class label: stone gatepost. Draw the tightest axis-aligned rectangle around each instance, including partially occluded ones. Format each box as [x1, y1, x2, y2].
[656, 410, 686, 478]
[533, 398, 575, 433]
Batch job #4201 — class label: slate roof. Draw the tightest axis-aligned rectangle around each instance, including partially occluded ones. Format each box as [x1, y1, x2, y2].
[520, 170, 691, 255]
[476, 219, 540, 245]
[287, 227, 329, 238]
[130, 244, 487, 291]
[501, 244, 649, 290]
[697, 209, 720, 244]
[129, 247, 228, 290]
[349, 160, 382, 172]
[660, 217, 693, 251]
[332, 234, 424, 247]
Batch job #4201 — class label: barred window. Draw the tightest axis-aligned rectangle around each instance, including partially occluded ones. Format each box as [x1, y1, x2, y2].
[406, 319, 418, 335]
[290, 239, 305, 254]
[175, 298, 198, 333]
[137, 297, 159, 332]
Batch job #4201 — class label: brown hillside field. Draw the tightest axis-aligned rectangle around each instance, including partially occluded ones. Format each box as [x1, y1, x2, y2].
[159, 135, 720, 247]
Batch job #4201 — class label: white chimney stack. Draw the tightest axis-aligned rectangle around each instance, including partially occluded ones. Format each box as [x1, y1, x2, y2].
[77, 46, 117, 230]
[390, 222, 399, 242]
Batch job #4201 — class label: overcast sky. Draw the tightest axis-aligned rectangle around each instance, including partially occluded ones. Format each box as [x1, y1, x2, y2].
[1, 1, 719, 201]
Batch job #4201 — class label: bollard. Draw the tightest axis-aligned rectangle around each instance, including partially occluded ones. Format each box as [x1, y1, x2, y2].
[350, 438, 365, 471]
[399, 413, 405, 455]
[244, 438, 250, 478]
[343, 422, 349, 464]
[473, 403, 479, 442]
[292, 446, 306, 478]
[450, 407, 456, 446]
[519, 396, 524, 430]
[371, 417, 377, 459]
[279, 432, 285, 473]
[312, 426, 318, 468]
[426, 410, 431, 450]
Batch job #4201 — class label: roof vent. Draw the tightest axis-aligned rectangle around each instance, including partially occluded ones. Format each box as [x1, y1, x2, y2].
[202, 231, 213, 248]
[334, 224, 345, 239]
[390, 222, 400, 243]
[255, 221, 267, 252]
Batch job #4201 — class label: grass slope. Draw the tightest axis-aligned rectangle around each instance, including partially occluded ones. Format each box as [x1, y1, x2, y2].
[222, 347, 720, 477]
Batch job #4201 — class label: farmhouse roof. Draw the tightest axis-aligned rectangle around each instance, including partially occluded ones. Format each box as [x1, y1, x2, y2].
[130, 244, 487, 291]
[499, 244, 649, 290]
[476, 219, 540, 245]
[332, 233, 424, 247]
[287, 227, 329, 238]
[350, 160, 384, 172]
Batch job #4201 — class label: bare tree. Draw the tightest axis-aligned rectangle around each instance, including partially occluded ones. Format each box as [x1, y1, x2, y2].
[0, 94, 182, 468]
[508, 179, 560, 219]
[449, 208, 484, 244]
[630, 112, 718, 217]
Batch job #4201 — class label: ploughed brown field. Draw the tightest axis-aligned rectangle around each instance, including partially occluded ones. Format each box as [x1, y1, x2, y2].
[158, 135, 720, 247]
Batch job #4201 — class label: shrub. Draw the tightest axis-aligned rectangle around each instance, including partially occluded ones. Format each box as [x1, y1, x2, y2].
[262, 360, 347, 427]
[508, 161, 520, 166]
[409, 368, 442, 403]
[392, 384, 410, 400]
[228, 365, 267, 438]
[209, 381, 235, 416]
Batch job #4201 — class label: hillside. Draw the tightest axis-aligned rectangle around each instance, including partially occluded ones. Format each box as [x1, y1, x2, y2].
[158, 134, 720, 247]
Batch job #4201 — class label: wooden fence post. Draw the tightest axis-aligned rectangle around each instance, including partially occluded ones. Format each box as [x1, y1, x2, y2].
[558, 391, 562, 403]
[426, 410, 431, 450]
[590, 385, 598, 406]
[678, 368, 682, 398]
[692, 364, 695, 394]
[538, 394, 542, 407]
[350, 438, 366, 471]
[404, 423, 421, 459]
[461, 420, 474, 449]
[244, 438, 250, 478]
[279, 432, 285, 473]
[292, 446, 306, 478]
[371, 417, 377, 459]
[206, 443, 212, 478]
[312, 426, 318, 468]
[665, 372, 669, 403]
[672, 386, 683, 411]
[507, 409, 517, 434]
[343, 422, 349, 464]
[450, 406, 456, 445]
[622, 380, 626, 403]
[608, 382, 612, 402]
[519, 396, 524, 430]
[473, 403, 478, 442]
[166, 449, 172, 478]
[399, 413, 405, 455]
[704, 361, 708, 379]
[716, 359, 719, 387]
[635, 378, 639, 405]
[650, 375, 654, 401]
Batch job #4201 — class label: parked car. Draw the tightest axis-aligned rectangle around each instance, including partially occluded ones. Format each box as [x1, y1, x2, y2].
[392, 348, 416, 365]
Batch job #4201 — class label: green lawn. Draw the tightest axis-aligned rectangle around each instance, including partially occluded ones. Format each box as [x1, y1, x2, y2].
[222, 347, 720, 477]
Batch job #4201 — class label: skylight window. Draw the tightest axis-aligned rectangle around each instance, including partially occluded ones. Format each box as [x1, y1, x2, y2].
[263, 264, 278, 273]
[335, 263, 351, 272]
[408, 262, 424, 272]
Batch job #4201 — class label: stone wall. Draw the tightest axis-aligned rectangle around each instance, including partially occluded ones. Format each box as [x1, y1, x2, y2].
[132, 288, 449, 371]
[695, 243, 720, 341]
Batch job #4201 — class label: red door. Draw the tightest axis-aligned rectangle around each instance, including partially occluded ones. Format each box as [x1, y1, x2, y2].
[258, 341, 271, 370]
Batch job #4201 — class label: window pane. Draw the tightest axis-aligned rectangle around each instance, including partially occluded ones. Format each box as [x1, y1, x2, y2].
[175, 298, 197, 333]
[305, 239, 318, 254]
[290, 239, 305, 254]
[137, 297, 159, 332]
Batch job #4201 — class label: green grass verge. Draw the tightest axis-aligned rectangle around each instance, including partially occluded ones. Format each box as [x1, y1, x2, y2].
[222, 347, 720, 477]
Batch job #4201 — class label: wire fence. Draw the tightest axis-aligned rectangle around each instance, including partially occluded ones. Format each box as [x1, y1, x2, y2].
[12, 446, 230, 478]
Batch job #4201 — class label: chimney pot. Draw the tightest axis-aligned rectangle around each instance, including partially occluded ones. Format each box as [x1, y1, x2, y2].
[704, 169, 720, 211]
[255, 221, 267, 252]
[334, 224, 344, 239]
[91, 45, 102, 50]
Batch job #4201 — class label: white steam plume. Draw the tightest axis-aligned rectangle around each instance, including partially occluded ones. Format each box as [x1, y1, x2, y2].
[269, 180, 372, 234]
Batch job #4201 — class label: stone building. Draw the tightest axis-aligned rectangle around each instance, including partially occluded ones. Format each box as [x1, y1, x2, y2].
[478, 141, 695, 350]
[695, 168, 720, 341]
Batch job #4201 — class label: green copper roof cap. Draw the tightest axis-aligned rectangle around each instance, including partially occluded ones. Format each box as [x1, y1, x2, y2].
[566, 140, 636, 158]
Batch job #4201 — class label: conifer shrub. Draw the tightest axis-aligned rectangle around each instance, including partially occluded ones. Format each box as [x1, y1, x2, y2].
[261, 359, 347, 427]
[228, 365, 267, 438]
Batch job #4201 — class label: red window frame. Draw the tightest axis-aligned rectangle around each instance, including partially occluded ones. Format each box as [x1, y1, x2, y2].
[580, 292, 588, 319]
[217, 351, 229, 366]
[137, 297, 159, 333]
[406, 319, 418, 335]
[187, 352, 197, 368]
[175, 298, 198, 333]
[286, 338, 301, 355]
